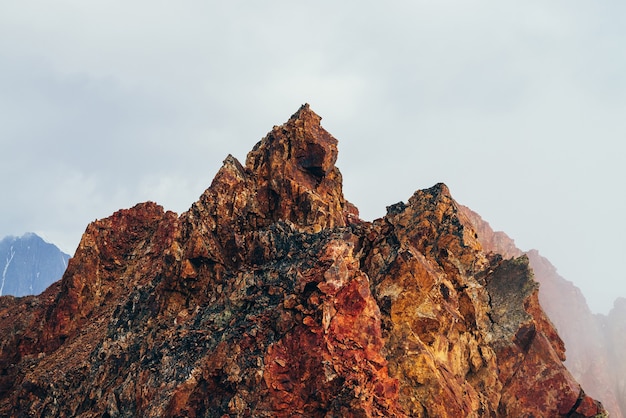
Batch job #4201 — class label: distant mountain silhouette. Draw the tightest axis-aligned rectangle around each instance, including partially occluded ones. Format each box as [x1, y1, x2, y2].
[0, 233, 70, 297]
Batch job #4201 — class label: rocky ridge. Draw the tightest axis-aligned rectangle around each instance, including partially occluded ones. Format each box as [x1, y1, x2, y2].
[460, 204, 623, 418]
[0, 105, 606, 417]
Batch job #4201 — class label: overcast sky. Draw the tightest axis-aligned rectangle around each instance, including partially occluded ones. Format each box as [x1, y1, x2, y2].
[1, 1, 624, 314]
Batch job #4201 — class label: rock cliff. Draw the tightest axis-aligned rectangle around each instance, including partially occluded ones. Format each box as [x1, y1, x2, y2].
[0, 105, 606, 417]
[460, 204, 622, 418]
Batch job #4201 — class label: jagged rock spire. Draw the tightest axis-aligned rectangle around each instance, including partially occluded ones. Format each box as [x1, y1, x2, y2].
[183, 104, 353, 263]
[243, 103, 349, 231]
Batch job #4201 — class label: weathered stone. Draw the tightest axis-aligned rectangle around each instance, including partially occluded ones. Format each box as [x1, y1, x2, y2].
[461, 204, 619, 418]
[0, 105, 606, 417]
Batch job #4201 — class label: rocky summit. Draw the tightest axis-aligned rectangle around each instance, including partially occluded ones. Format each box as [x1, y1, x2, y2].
[0, 105, 606, 417]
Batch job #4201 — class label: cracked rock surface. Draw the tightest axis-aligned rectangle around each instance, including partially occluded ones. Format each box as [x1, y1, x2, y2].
[0, 105, 606, 417]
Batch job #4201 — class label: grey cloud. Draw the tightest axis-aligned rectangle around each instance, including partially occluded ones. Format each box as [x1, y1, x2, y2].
[0, 1, 624, 313]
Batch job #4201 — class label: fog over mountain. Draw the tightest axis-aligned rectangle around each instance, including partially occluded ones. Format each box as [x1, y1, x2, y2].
[1, 1, 624, 313]
[461, 205, 626, 417]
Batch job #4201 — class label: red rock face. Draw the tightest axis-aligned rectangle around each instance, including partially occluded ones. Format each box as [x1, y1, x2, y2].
[0, 105, 606, 417]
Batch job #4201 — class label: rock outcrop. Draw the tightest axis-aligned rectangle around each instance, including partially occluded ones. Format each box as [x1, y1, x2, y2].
[0, 105, 606, 417]
[460, 204, 622, 418]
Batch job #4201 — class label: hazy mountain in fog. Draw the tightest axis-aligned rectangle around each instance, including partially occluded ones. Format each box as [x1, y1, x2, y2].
[526, 250, 624, 418]
[603, 298, 626, 415]
[460, 204, 624, 418]
[0, 233, 70, 297]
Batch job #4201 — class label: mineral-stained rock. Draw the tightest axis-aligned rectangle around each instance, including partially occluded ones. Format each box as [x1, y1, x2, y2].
[0, 104, 606, 417]
[459, 204, 624, 418]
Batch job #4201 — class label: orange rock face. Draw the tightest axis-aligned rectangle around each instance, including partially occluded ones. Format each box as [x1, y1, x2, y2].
[460, 204, 623, 418]
[0, 105, 606, 417]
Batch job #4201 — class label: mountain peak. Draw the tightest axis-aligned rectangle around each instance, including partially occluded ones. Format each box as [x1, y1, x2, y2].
[0, 232, 69, 297]
[197, 104, 349, 235]
[0, 107, 606, 417]
[246, 103, 338, 186]
[288, 102, 317, 120]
